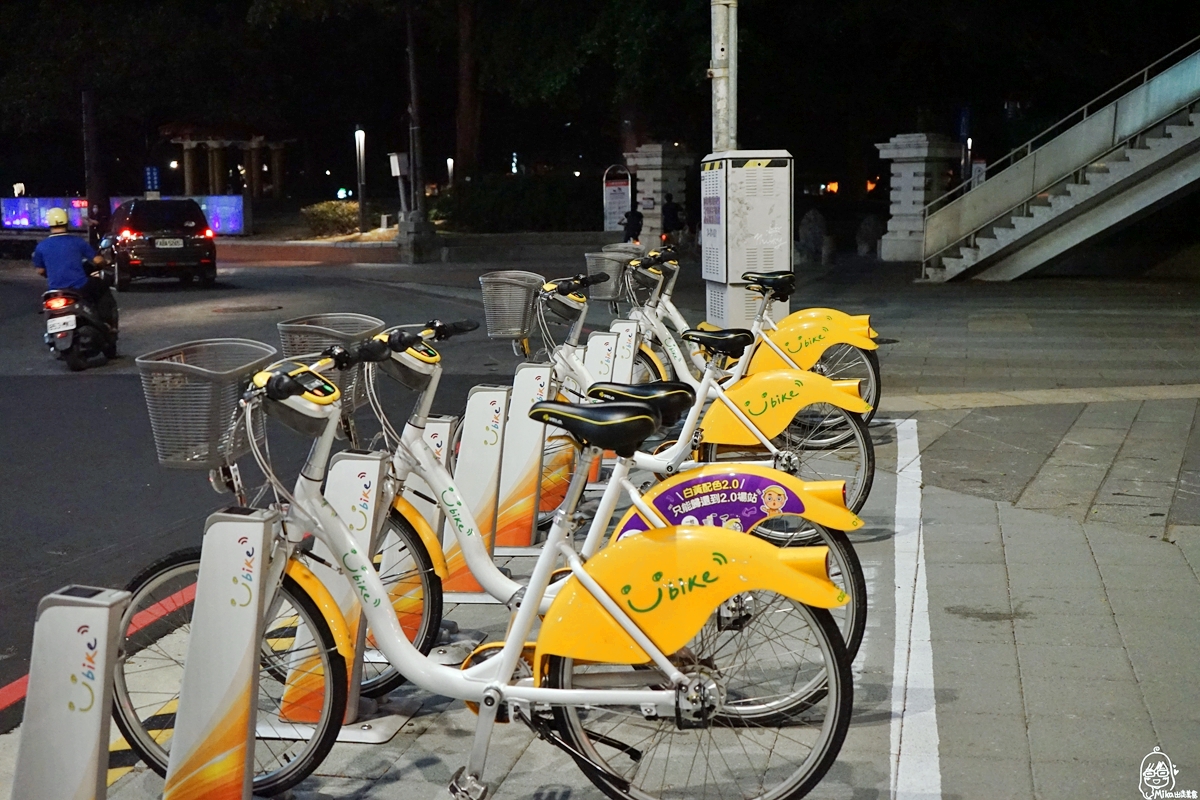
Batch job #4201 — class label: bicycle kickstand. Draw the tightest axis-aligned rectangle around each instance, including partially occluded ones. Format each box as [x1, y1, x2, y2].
[448, 686, 502, 799]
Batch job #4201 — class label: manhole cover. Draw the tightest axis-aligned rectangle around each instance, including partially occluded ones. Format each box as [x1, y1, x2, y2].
[211, 305, 284, 314]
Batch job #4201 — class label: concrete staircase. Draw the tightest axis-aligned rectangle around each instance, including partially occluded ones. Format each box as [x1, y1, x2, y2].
[922, 41, 1200, 281]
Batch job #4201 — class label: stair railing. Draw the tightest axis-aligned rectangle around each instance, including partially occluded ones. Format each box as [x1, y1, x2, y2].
[921, 32, 1200, 276]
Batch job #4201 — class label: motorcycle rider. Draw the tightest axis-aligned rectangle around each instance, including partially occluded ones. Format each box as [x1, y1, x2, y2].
[33, 207, 118, 330]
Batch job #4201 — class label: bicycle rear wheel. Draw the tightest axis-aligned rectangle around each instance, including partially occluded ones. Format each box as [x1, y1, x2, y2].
[548, 598, 852, 800]
[701, 404, 874, 512]
[112, 548, 347, 796]
[813, 344, 881, 424]
[749, 520, 867, 661]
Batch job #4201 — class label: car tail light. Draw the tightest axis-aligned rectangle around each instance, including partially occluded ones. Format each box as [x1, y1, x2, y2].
[204, 228, 214, 238]
[129, 258, 142, 265]
[44, 296, 74, 310]
[119, 229, 135, 240]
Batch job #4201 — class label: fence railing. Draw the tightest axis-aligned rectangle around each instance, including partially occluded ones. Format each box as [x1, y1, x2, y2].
[922, 33, 1200, 264]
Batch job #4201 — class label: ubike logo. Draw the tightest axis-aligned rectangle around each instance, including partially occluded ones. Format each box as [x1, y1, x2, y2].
[429, 431, 445, 461]
[230, 538, 256, 607]
[348, 470, 374, 532]
[743, 379, 805, 416]
[783, 326, 829, 354]
[341, 547, 382, 608]
[599, 337, 614, 376]
[442, 486, 475, 537]
[1140, 747, 1196, 799]
[67, 624, 99, 712]
[618, 552, 725, 613]
[534, 373, 548, 401]
[618, 327, 634, 360]
[483, 399, 502, 446]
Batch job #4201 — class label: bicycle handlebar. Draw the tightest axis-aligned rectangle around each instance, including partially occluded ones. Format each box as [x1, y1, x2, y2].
[544, 272, 610, 296]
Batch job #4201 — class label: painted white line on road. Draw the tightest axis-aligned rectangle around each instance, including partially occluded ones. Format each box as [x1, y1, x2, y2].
[890, 419, 941, 799]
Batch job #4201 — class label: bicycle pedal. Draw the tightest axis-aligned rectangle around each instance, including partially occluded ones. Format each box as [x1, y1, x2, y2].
[449, 767, 489, 800]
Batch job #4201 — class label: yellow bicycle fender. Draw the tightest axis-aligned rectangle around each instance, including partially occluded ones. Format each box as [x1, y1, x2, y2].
[284, 560, 356, 664]
[748, 324, 878, 373]
[696, 320, 720, 331]
[780, 308, 874, 339]
[636, 343, 669, 382]
[391, 496, 449, 580]
[701, 369, 870, 444]
[610, 463, 863, 538]
[533, 525, 847, 681]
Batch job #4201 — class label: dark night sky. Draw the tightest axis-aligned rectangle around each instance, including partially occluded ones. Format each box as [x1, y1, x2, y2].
[2, 0, 1199, 201]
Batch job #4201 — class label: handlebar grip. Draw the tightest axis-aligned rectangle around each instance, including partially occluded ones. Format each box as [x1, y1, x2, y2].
[354, 338, 392, 363]
[425, 318, 480, 340]
[265, 372, 305, 401]
[579, 272, 611, 287]
[388, 330, 422, 352]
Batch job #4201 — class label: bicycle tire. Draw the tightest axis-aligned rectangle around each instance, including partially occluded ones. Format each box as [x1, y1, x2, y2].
[360, 509, 444, 697]
[547, 598, 853, 800]
[701, 404, 875, 513]
[631, 348, 668, 384]
[112, 547, 348, 796]
[748, 521, 867, 661]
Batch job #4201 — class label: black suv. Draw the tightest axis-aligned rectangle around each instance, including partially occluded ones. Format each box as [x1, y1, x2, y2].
[105, 199, 217, 289]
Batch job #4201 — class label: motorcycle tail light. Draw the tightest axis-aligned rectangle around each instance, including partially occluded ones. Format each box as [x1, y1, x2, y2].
[45, 296, 73, 310]
[204, 228, 214, 238]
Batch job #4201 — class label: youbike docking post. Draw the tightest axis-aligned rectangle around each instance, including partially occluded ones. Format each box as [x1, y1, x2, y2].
[11, 585, 129, 800]
[608, 319, 639, 383]
[162, 509, 277, 800]
[305, 449, 410, 742]
[439, 385, 510, 596]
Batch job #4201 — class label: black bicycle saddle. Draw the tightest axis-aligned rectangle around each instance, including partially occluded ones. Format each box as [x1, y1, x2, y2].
[528, 401, 661, 458]
[586, 381, 695, 427]
[681, 328, 755, 358]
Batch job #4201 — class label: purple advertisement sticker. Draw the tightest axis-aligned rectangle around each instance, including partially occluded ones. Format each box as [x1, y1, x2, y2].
[616, 472, 806, 539]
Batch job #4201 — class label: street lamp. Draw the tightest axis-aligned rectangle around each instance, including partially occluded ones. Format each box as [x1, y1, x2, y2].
[354, 125, 367, 233]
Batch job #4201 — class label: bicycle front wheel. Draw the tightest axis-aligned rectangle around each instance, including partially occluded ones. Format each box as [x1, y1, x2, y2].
[548, 598, 852, 800]
[361, 509, 444, 697]
[112, 548, 348, 796]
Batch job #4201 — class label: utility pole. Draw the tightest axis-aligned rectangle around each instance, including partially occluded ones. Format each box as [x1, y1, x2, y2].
[406, 1, 426, 221]
[708, 0, 738, 151]
[81, 90, 109, 247]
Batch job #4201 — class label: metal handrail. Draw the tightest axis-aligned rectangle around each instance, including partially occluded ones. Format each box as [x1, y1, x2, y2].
[923, 31, 1200, 216]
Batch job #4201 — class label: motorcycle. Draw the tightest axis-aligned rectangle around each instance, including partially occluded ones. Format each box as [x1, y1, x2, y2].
[42, 266, 119, 371]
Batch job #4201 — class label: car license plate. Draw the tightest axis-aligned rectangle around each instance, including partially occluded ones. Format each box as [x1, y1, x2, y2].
[156, 238, 184, 248]
[47, 315, 76, 333]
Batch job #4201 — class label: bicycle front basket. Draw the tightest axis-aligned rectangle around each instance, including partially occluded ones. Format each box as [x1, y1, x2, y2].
[277, 313, 386, 409]
[584, 252, 628, 301]
[478, 271, 545, 339]
[136, 339, 277, 469]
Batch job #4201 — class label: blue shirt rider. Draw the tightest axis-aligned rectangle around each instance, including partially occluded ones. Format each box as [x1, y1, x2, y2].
[33, 207, 117, 328]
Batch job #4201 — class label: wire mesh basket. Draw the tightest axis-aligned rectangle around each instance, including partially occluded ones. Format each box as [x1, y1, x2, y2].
[584, 252, 628, 301]
[602, 242, 645, 257]
[137, 339, 278, 469]
[277, 313, 386, 409]
[479, 271, 545, 339]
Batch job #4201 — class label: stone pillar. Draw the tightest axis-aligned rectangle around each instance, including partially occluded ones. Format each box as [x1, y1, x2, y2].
[208, 143, 227, 195]
[249, 138, 264, 199]
[623, 143, 695, 244]
[182, 141, 198, 196]
[875, 133, 961, 262]
[269, 145, 285, 199]
[204, 145, 217, 195]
